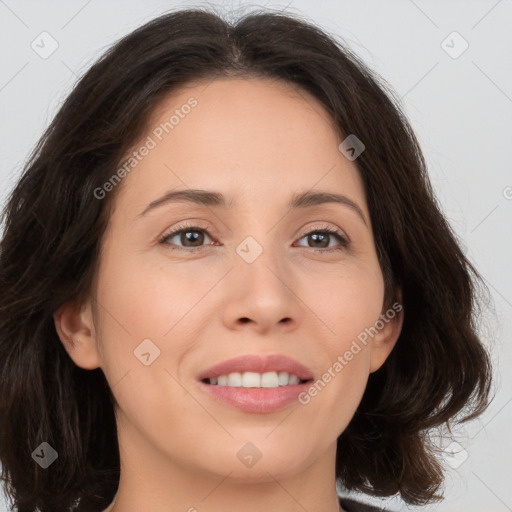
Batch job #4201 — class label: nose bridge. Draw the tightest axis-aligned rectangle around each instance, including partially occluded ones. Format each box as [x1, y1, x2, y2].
[222, 196, 298, 290]
[233, 230, 286, 286]
[228, 198, 281, 264]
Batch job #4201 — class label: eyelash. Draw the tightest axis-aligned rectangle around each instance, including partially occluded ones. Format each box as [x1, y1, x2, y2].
[158, 221, 350, 254]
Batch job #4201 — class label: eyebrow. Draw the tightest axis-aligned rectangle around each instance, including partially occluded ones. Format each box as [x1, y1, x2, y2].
[137, 189, 368, 226]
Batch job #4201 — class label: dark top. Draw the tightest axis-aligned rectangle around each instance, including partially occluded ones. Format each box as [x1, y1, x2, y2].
[339, 497, 391, 512]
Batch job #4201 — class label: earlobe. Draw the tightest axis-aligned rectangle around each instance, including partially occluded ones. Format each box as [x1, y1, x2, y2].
[53, 299, 102, 370]
[369, 295, 404, 373]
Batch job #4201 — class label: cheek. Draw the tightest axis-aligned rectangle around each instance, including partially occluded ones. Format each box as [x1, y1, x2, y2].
[95, 246, 204, 338]
[93, 249, 225, 395]
[294, 261, 383, 416]
[297, 270, 379, 434]
[297, 261, 385, 348]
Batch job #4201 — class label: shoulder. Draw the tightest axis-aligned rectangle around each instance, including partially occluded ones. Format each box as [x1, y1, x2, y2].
[339, 497, 392, 512]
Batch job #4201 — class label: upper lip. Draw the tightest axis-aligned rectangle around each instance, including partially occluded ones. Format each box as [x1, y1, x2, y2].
[197, 354, 314, 381]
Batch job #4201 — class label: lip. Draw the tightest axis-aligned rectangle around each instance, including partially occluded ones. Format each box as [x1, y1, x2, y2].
[197, 380, 312, 413]
[195, 354, 314, 414]
[196, 354, 315, 382]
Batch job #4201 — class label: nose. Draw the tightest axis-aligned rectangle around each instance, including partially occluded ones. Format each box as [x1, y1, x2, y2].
[221, 238, 301, 334]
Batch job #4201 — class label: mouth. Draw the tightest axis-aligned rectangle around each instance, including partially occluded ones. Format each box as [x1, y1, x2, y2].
[196, 354, 315, 413]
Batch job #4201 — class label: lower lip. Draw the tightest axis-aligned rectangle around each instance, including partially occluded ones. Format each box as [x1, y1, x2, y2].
[197, 380, 312, 413]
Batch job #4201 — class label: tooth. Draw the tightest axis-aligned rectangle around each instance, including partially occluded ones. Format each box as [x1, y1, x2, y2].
[242, 371, 261, 387]
[288, 374, 300, 385]
[261, 371, 279, 388]
[227, 372, 242, 386]
[208, 371, 304, 386]
[277, 371, 289, 386]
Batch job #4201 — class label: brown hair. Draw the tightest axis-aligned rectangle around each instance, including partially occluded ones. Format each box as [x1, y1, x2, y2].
[0, 7, 492, 511]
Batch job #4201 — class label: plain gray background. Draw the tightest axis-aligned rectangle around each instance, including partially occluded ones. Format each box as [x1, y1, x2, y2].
[1, 1, 511, 511]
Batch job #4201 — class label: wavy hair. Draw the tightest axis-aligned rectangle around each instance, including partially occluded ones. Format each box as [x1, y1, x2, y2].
[0, 7, 492, 512]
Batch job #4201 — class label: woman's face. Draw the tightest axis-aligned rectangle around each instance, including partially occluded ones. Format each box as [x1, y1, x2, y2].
[57, 77, 401, 487]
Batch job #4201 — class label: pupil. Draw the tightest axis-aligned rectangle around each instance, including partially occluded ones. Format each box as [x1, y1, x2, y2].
[183, 230, 203, 246]
[310, 233, 328, 248]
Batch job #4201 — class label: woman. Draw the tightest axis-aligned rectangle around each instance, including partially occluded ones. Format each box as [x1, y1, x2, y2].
[0, 7, 492, 512]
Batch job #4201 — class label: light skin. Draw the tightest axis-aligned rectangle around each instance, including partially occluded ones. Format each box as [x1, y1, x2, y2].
[54, 77, 403, 512]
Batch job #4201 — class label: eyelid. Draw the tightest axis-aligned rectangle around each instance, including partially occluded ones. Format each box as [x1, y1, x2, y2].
[296, 222, 348, 242]
[158, 220, 216, 247]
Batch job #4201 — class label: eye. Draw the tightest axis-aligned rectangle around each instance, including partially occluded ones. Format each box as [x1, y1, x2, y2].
[158, 222, 216, 252]
[294, 225, 350, 253]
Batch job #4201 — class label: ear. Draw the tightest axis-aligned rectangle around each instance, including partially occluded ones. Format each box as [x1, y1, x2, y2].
[53, 298, 102, 370]
[369, 292, 404, 373]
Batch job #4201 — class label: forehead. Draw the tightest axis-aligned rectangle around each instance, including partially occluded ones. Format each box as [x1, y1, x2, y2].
[114, 77, 367, 214]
